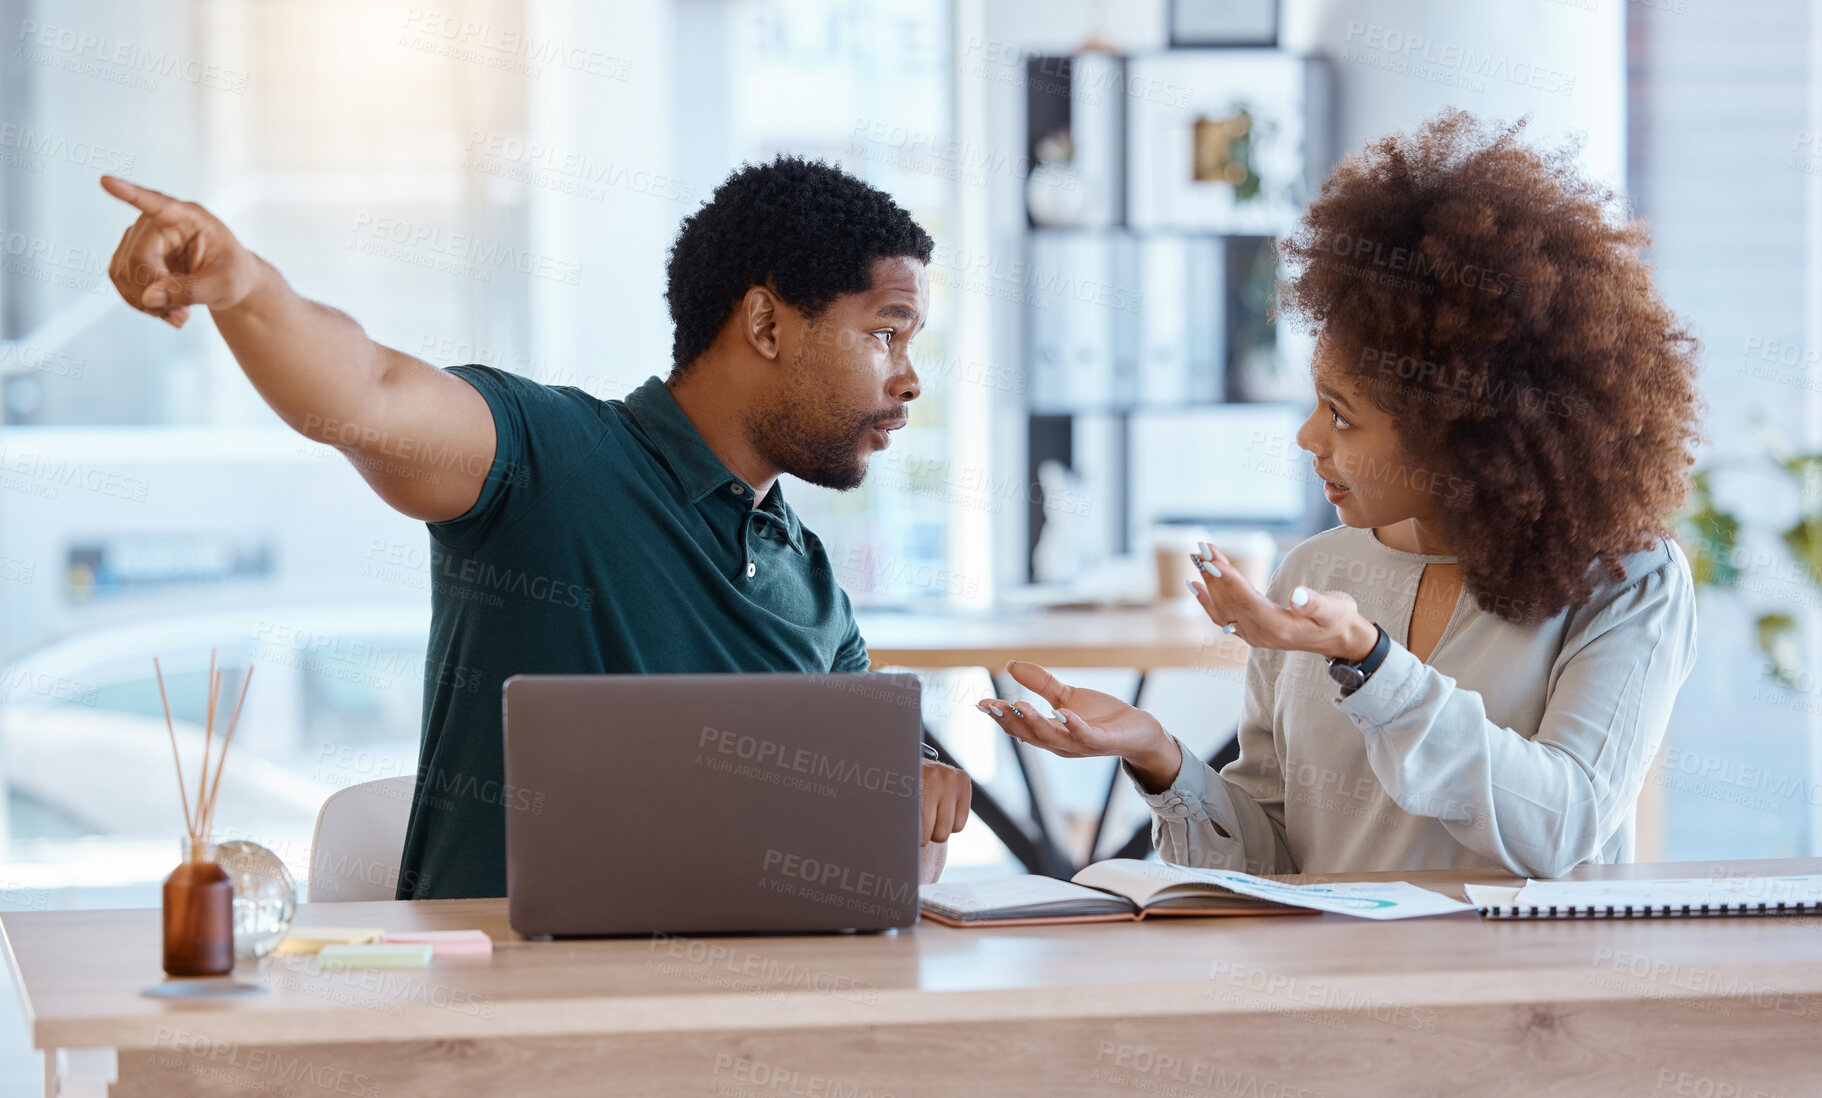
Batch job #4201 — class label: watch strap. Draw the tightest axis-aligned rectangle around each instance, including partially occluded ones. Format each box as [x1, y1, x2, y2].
[1356, 623, 1392, 679]
[1329, 623, 1390, 698]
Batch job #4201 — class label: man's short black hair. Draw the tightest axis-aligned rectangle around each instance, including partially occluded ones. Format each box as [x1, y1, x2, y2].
[664, 155, 935, 375]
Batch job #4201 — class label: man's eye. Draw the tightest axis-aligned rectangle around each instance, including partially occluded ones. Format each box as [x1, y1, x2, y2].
[872, 330, 893, 349]
[1329, 403, 1350, 429]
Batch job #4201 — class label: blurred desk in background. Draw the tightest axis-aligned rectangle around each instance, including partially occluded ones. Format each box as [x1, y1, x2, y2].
[861, 600, 1246, 672]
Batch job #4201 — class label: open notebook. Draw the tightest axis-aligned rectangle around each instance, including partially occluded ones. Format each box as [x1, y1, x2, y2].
[1466, 875, 1822, 919]
[919, 859, 1474, 926]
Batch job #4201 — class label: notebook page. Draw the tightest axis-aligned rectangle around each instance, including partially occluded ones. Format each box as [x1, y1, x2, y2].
[919, 875, 1133, 920]
[1511, 876, 1822, 910]
[1070, 859, 1256, 907]
[1075, 860, 1475, 919]
[1463, 884, 1522, 908]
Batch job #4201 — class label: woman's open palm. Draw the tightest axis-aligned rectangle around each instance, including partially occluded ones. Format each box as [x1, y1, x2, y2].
[976, 660, 1165, 760]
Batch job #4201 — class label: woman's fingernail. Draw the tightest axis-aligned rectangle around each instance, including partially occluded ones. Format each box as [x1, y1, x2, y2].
[1200, 541, 1213, 558]
[1291, 586, 1310, 607]
[1185, 579, 1199, 595]
[1199, 560, 1222, 578]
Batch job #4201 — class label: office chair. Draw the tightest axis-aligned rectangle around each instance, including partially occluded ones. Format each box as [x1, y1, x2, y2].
[305, 776, 414, 901]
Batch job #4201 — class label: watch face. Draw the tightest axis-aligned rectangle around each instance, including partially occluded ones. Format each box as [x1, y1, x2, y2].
[1328, 664, 1366, 691]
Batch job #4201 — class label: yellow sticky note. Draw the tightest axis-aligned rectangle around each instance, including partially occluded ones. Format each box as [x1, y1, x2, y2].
[273, 927, 384, 955]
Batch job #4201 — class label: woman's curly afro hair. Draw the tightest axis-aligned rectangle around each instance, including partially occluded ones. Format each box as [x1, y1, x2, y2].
[1279, 110, 1703, 623]
[665, 155, 934, 374]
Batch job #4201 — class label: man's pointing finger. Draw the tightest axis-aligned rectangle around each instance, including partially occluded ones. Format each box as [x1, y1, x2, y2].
[100, 175, 176, 216]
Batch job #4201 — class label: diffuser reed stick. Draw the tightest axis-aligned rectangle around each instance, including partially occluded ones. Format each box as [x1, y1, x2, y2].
[196, 652, 218, 839]
[151, 657, 194, 840]
[153, 650, 253, 846]
[202, 666, 253, 839]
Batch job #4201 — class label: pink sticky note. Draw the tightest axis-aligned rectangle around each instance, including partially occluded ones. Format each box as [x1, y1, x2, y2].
[380, 930, 494, 958]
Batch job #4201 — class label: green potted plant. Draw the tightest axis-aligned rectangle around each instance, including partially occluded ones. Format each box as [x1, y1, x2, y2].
[1676, 430, 1822, 684]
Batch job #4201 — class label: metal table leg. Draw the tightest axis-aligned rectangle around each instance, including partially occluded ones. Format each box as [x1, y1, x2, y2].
[921, 669, 1229, 880]
[920, 730, 1070, 878]
[1084, 671, 1148, 864]
[1108, 724, 1242, 861]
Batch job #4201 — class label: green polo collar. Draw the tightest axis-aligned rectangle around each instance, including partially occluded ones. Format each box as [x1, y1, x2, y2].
[754, 476, 806, 555]
[623, 375, 806, 555]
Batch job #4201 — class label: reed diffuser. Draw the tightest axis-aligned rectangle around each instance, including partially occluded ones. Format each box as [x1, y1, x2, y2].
[156, 650, 252, 977]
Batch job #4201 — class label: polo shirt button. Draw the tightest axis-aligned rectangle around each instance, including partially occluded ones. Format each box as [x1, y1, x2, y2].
[730, 483, 745, 496]
[746, 562, 757, 578]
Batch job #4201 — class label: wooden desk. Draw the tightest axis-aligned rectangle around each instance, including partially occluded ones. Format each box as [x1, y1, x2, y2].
[859, 604, 1250, 875]
[11, 858, 1822, 1097]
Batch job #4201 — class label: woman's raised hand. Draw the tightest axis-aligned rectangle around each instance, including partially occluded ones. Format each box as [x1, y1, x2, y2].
[1188, 542, 1378, 662]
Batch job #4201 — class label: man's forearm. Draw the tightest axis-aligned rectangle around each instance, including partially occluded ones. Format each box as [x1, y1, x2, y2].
[209, 255, 401, 440]
[100, 177, 496, 521]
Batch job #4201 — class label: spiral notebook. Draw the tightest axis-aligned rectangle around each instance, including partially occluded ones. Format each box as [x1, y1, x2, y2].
[1466, 875, 1822, 920]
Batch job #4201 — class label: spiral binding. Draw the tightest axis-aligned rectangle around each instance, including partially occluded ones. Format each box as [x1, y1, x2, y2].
[1478, 900, 1822, 920]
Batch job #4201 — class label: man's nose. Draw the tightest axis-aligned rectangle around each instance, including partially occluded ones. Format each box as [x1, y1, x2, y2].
[894, 359, 921, 403]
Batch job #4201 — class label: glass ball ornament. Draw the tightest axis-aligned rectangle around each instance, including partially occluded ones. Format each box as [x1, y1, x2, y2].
[217, 839, 297, 960]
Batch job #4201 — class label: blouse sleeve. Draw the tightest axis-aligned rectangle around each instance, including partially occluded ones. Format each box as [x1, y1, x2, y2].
[1334, 542, 1698, 878]
[1125, 644, 1300, 875]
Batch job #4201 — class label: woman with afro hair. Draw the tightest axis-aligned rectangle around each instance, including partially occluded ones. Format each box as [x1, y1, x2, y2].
[978, 110, 1702, 879]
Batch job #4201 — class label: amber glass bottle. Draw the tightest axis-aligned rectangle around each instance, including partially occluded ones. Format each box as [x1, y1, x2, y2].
[162, 837, 234, 976]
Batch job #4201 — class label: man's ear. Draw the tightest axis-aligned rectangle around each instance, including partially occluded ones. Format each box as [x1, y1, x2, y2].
[739, 285, 782, 361]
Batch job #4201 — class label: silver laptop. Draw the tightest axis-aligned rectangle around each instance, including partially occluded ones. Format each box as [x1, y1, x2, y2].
[502, 672, 923, 937]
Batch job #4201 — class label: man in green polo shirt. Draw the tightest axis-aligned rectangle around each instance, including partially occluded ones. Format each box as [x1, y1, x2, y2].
[99, 156, 973, 899]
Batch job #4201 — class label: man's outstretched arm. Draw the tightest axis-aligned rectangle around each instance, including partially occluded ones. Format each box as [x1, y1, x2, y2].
[101, 175, 495, 522]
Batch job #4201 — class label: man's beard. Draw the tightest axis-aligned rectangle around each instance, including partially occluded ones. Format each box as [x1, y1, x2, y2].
[743, 351, 882, 492]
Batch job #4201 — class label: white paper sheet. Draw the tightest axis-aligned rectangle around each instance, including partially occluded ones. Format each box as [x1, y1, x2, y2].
[1174, 867, 1476, 920]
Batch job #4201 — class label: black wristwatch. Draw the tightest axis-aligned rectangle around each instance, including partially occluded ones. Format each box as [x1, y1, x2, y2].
[1327, 623, 1390, 698]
